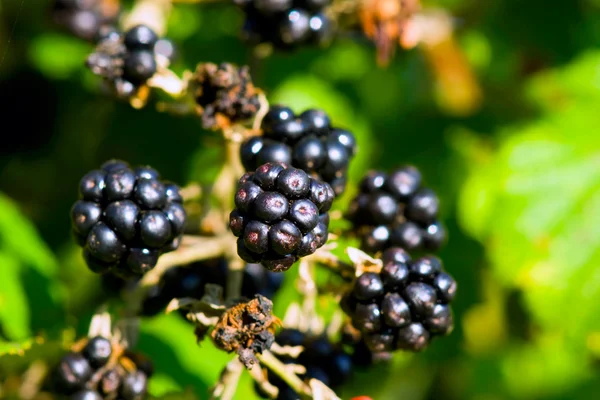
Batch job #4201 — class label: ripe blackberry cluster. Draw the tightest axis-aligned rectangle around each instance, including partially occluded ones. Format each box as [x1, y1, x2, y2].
[230, 163, 334, 272]
[71, 160, 186, 277]
[255, 329, 353, 400]
[189, 63, 261, 129]
[236, 0, 334, 49]
[346, 166, 446, 254]
[341, 248, 456, 352]
[51, 336, 153, 399]
[86, 25, 175, 98]
[140, 259, 285, 317]
[241, 106, 356, 195]
[52, 0, 120, 41]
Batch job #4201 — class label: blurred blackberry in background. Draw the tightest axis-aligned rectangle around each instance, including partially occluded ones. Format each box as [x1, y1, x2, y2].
[240, 106, 356, 195]
[139, 258, 286, 317]
[254, 329, 353, 399]
[341, 248, 456, 353]
[71, 160, 186, 277]
[189, 62, 262, 129]
[347, 166, 446, 254]
[230, 163, 334, 272]
[50, 336, 152, 399]
[86, 25, 175, 99]
[52, 0, 120, 41]
[236, 0, 334, 48]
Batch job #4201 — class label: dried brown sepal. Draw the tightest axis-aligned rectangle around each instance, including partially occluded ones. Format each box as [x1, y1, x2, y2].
[211, 295, 281, 368]
[360, 0, 421, 66]
[190, 62, 262, 130]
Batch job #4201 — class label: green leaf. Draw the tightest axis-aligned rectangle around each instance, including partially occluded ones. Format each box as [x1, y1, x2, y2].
[0, 336, 65, 375]
[28, 34, 92, 79]
[456, 51, 600, 395]
[0, 193, 64, 340]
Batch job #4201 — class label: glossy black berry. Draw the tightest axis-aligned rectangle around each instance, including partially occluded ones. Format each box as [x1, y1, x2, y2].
[253, 192, 289, 222]
[297, 231, 318, 256]
[53, 353, 92, 393]
[353, 303, 382, 332]
[235, 181, 264, 212]
[362, 225, 390, 252]
[134, 166, 160, 180]
[120, 371, 147, 400]
[261, 252, 297, 272]
[241, 137, 265, 170]
[300, 109, 330, 136]
[312, 221, 328, 247]
[425, 304, 453, 335]
[237, 238, 262, 263]
[164, 183, 183, 203]
[263, 105, 294, 128]
[353, 272, 384, 301]
[163, 202, 186, 235]
[229, 209, 248, 236]
[410, 256, 442, 280]
[328, 128, 356, 157]
[423, 220, 446, 250]
[83, 250, 115, 273]
[390, 222, 423, 250]
[382, 247, 411, 265]
[86, 222, 126, 263]
[267, 119, 306, 143]
[381, 260, 410, 289]
[80, 171, 108, 205]
[126, 248, 159, 274]
[123, 50, 157, 84]
[381, 293, 411, 327]
[276, 168, 310, 198]
[309, 180, 334, 212]
[103, 200, 139, 241]
[124, 25, 159, 50]
[269, 220, 302, 255]
[386, 166, 422, 200]
[244, 220, 270, 254]
[396, 323, 430, 351]
[256, 142, 292, 166]
[404, 283, 437, 317]
[360, 171, 387, 192]
[104, 169, 136, 201]
[102, 160, 129, 173]
[139, 211, 173, 248]
[367, 193, 398, 224]
[293, 136, 326, 170]
[134, 179, 166, 209]
[434, 272, 457, 303]
[309, 13, 333, 44]
[82, 336, 112, 368]
[71, 201, 102, 237]
[364, 330, 395, 353]
[288, 199, 319, 233]
[320, 141, 348, 180]
[405, 188, 439, 225]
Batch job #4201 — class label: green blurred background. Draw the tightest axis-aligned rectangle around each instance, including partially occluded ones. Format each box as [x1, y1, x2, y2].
[2, 0, 600, 398]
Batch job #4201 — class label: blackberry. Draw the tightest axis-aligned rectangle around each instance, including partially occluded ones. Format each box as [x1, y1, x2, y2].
[71, 160, 185, 276]
[240, 107, 356, 195]
[52, 0, 119, 41]
[86, 25, 172, 100]
[237, 0, 334, 48]
[51, 337, 152, 399]
[341, 248, 456, 353]
[348, 166, 446, 254]
[255, 329, 353, 399]
[230, 163, 334, 272]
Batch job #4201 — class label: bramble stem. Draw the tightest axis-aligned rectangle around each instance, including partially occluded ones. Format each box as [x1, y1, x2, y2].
[123, 0, 172, 36]
[211, 358, 244, 400]
[257, 351, 312, 400]
[308, 249, 356, 281]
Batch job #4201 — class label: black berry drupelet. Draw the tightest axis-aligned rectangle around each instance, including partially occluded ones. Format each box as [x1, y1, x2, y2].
[347, 166, 446, 254]
[237, 0, 334, 49]
[240, 106, 356, 195]
[341, 248, 456, 353]
[86, 25, 173, 99]
[50, 336, 152, 399]
[71, 160, 186, 276]
[230, 163, 334, 272]
[254, 329, 353, 399]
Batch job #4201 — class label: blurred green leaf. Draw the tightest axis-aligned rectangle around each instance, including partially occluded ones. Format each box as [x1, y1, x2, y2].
[28, 34, 91, 79]
[0, 193, 64, 340]
[0, 336, 64, 375]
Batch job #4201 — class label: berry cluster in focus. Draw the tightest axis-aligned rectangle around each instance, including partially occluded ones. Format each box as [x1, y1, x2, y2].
[52, 0, 120, 41]
[71, 160, 186, 277]
[241, 106, 356, 195]
[347, 167, 446, 254]
[255, 329, 353, 399]
[342, 248, 456, 352]
[230, 163, 334, 272]
[190, 62, 262, 129]
[236, 0, 334, 48]
[50, 336, 153, 400]
[86, 25, 175, 98]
